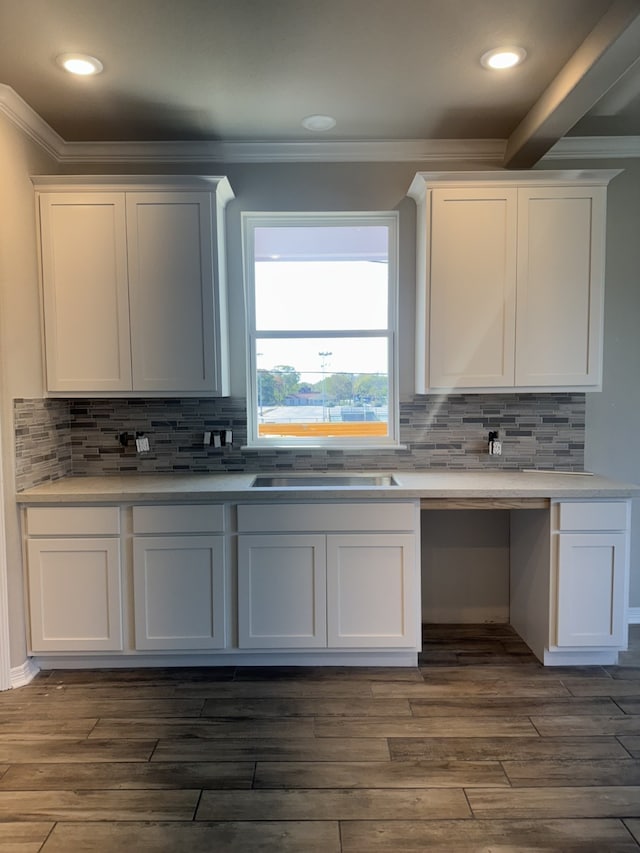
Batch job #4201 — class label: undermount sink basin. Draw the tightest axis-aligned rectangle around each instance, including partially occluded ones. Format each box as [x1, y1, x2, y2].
[250, 474, 399, 488]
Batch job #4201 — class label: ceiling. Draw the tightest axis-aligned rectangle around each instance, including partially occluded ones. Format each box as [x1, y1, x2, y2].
[1, 0, 639, 166]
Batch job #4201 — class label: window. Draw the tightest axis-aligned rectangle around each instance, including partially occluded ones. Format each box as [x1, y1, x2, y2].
[243, 212, 399, 447]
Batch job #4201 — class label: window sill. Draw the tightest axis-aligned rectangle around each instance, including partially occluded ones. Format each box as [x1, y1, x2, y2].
[242, 444, 407, 451]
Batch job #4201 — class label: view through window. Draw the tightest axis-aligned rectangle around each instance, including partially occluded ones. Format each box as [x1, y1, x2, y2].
[243, 213, 398, 446]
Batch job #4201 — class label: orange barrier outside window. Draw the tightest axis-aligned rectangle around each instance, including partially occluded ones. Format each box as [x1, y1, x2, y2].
[258, 421, 388, 437]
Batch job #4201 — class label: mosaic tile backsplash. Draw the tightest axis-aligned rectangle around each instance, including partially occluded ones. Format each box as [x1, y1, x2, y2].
[14, 394, 585, 491]
[14, 398, 73, 491]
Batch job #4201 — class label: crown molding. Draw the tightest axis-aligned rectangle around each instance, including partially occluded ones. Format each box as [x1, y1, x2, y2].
[57, 137, 507, 165]
[0, 84, 64, 161]
[545, 135, 640, 159]
[0, 86, 506, 164]
[408, 169, 623, 201]
[1, 84, 639, 165]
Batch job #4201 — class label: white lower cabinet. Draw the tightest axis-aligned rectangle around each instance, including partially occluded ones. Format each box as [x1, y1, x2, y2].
[25, 507, 123, 652]
[23, 494, 633, 667]
[510, 499, 631, 666]
[24, 500, 419, 659]
[511, 498, 631, 665]
[132, 505, 227, 650]
[554, 501, 629, 649]
[237, 502, 420, 651]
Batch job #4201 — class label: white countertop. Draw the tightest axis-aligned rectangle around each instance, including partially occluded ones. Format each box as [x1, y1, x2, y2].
[15, 470, 640, 504]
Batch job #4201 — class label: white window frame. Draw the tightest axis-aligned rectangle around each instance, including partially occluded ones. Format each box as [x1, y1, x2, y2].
[242, 211, 400, 449]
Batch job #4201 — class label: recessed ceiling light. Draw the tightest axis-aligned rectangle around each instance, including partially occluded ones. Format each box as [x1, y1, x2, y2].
[56, 53, 104, 76]
[480, 47, 527, 70]
[301, 114, 337, 132]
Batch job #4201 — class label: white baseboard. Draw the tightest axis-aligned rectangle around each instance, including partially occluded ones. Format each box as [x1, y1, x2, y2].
[628, 607, 640, 625]
[10, 659, 40, 689]
[543, 648, 620, 666]
[422, 608, 509, 624]
[33, 650, 418, 669]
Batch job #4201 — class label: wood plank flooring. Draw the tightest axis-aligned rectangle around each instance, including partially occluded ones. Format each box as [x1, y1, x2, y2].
[1, 624, 640, 852]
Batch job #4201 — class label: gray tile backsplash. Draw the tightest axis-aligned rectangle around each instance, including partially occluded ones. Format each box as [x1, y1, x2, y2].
[14, 398, 72, 491]
[14, 394, 585, 490]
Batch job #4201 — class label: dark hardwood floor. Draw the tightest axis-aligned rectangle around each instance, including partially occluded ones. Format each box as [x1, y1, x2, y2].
[1, 624, 640, 852]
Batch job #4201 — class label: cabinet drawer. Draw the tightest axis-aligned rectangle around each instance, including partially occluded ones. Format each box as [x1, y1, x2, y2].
[558, 501, 628, 532]
[133, 504, 225, 534]
[26, 506, 120, 536]
[238, 502, 417, 533]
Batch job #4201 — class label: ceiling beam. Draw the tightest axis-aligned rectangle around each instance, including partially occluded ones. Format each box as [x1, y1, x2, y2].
[504, 0, 640, 168]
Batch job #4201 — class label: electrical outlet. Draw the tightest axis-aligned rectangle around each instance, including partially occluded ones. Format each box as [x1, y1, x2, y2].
[488, 431, 501, 456]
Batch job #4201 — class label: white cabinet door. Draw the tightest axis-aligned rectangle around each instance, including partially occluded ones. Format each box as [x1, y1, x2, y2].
[515, 187, 605, 388]
[238, 535, 327, 648]
[133, 535, 226, 650]
[126, 193, 219, 393]
[38, 193, 132, 392]
[326, 534, 418, 648]
[27, 538, 123, 652]
[556, 532, 627, 647]
[427, 187, 517, 389]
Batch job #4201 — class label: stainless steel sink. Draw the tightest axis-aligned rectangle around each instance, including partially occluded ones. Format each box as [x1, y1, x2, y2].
[250, 474, 398, 488]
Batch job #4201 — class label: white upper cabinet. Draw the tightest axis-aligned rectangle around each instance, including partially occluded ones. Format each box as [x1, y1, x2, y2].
[38, 192, 132, 392]
[408, 171, 619, 394]
[34, 176, 234, 396]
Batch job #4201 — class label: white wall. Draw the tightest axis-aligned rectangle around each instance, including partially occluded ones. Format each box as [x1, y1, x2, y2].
[583, 161, 640, 606]
[222, 163, 427, 399]
[540, 159, 640, 606]
[421, 510, 510, 623]
[0, 112, 57, 666]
